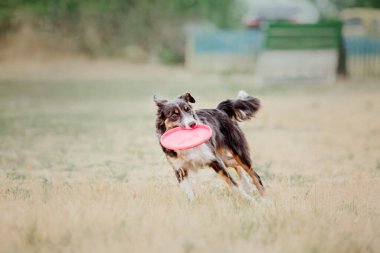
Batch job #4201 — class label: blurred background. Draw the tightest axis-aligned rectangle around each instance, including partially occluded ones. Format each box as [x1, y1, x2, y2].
[0, 0, 379, 82]
[1, 2, 380, 253]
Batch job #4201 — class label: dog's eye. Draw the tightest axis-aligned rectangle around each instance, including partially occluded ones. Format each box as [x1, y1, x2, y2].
[184, 106, 190, 112]
[171, 114, 179, 120]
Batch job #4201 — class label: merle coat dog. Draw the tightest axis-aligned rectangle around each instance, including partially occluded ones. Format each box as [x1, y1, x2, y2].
[154, 91, 264, 202]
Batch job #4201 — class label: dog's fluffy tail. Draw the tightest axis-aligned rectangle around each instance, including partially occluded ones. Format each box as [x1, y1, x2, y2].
[217, 90, 260, 122]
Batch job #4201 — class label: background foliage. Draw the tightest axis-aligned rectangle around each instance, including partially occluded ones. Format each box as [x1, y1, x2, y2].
[0, 0, 379, 62]
[0, 0, 241, 62]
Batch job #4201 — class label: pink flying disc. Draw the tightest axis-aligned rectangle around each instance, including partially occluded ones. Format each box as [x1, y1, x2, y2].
[160, 124, 212, 150]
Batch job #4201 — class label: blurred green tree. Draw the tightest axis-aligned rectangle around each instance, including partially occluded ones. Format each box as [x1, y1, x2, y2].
[310, 0, 379, 20]
[0, 0, 242, 63]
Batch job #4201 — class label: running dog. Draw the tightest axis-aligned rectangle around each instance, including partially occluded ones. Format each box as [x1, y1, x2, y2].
[154, 91, 264, 202]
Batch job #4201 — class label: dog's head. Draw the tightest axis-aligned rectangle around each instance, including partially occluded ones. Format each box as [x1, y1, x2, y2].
[154, 92, 197, 132]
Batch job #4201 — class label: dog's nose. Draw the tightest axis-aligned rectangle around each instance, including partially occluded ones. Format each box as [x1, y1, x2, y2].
[189, 121, 197, 129]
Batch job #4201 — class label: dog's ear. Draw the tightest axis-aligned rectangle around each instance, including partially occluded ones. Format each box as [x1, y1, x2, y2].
[153, 95, 167, 108]
[178, 92, 196, 103]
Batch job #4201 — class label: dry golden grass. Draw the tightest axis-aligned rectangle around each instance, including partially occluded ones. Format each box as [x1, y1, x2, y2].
[0, 74, 379, 253]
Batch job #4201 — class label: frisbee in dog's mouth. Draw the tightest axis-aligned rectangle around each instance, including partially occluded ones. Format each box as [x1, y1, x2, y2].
[160, 124, 212, 150]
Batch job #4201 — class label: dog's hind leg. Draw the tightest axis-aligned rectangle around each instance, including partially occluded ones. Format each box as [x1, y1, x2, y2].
[175, 168, 195, 201]
[236, 167, 255, 194]
[209, 159, 237, 187]
[222, 157, 254, 194]
[232, 153, 265, 197]
[209, 159, 256, 203]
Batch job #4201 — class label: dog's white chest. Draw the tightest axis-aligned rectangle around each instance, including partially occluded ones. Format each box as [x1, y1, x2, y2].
[175, 144, 214, 169]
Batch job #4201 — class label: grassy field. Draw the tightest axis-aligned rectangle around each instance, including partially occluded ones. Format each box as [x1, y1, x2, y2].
[0, 74, 380, 253]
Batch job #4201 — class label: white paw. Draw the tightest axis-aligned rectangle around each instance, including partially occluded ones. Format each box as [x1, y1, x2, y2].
[186, 192, 195, 202]
[240, 183, 254, 194]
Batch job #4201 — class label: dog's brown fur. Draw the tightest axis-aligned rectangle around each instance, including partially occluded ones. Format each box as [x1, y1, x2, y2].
[154, 91, 264, 201]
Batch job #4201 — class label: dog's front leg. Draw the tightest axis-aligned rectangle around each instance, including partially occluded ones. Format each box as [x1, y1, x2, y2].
[175, 168, 195, 201]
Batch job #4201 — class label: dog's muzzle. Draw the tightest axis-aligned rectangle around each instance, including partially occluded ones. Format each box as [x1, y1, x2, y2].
[182, 115, 197, 129]
[188, 121, 197, 129]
